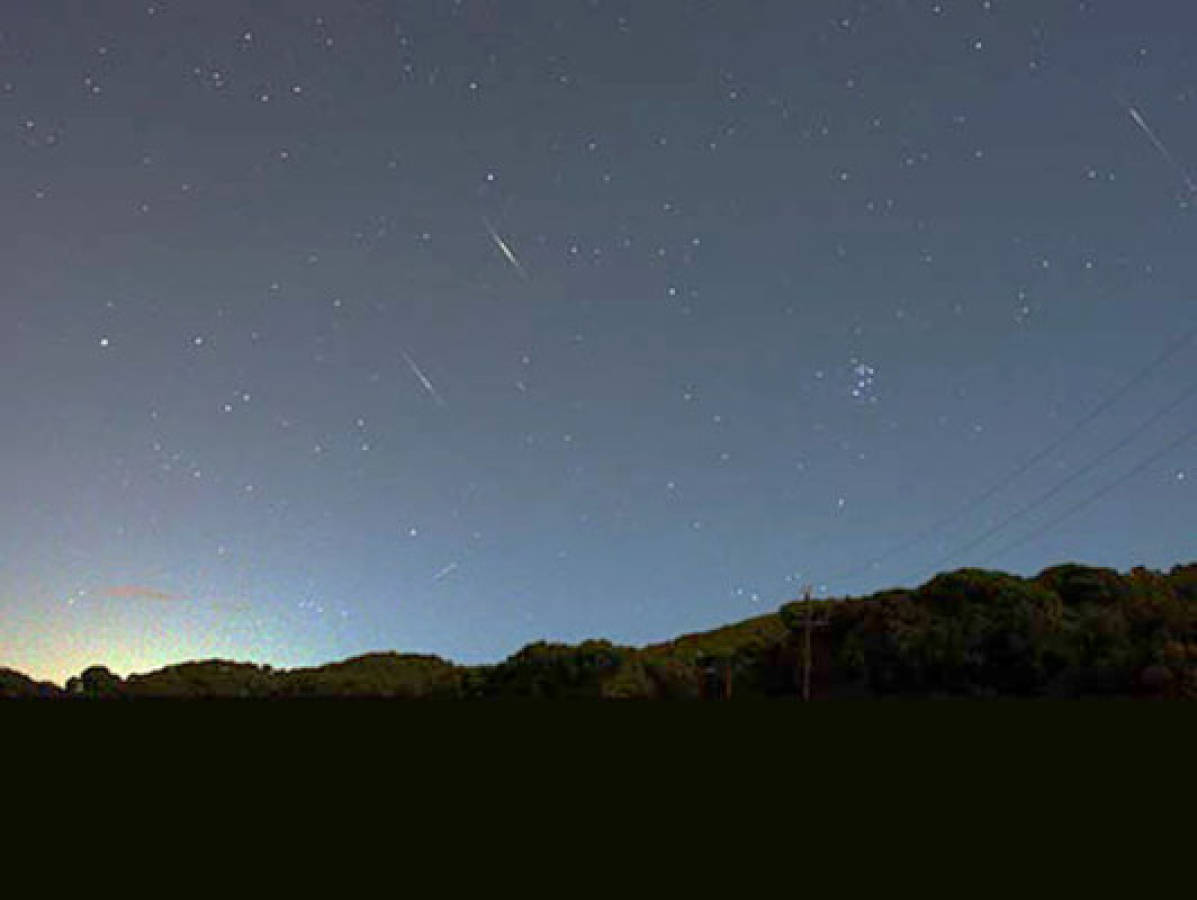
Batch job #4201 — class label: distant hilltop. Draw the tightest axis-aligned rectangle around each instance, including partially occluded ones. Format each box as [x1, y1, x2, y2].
[4, 561, 1196, 700]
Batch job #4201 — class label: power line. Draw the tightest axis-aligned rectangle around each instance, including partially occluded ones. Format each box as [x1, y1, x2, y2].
[810, 85, 1197, 593]
[977, 419, 1197, 568]
[901, 380, 1197, 585]
[816, 318, 1197, 589]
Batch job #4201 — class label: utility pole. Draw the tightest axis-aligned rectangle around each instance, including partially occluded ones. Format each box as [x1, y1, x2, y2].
[802, 585, 813, 702]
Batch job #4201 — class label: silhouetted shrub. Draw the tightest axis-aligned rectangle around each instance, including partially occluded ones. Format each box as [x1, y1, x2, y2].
[66, 666, 124, 699]
[0, 667, 62, 698]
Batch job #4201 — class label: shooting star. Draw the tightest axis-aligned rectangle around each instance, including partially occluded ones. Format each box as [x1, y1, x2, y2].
[432, 561, 459, 582]
[1124, 101, 1197, 193]
[483, 217, 529, 280]
[401, 349, 447, 407]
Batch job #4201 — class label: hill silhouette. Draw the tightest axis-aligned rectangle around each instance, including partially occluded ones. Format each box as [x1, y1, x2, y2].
[5, 561, 1196, 699]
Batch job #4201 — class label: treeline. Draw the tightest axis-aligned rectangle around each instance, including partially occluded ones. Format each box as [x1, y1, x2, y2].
[4, 561, 1196, 699]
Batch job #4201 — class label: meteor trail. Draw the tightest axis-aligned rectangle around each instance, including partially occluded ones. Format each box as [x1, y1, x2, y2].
[483, 217, 528, 279]
[432, 561, 459, 582]
[401, 349, 447, 407]
[1124, 102, 1197, 193]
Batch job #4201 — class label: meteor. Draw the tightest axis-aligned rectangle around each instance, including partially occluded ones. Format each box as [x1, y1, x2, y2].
[432, 561, 459, 582]
[483, 216, 528, 279]
[1124, 102, 1197, 193]
[401, 349, 447, 407]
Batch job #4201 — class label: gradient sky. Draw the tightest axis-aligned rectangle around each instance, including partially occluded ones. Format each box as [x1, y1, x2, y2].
[3, 0, 1195, 684]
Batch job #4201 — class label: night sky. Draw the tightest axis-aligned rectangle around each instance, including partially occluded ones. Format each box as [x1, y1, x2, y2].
[4, 0, 1195, 684]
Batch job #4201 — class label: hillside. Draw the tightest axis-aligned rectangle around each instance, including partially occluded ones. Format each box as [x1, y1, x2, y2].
[4, 561, 1196, 699]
